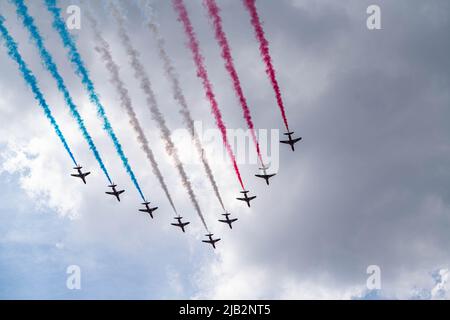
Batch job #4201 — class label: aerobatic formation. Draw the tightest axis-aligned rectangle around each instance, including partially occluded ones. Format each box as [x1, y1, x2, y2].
[0, 0, 302, 250]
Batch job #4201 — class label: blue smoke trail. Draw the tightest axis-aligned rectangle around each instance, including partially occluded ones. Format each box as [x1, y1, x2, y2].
[13, 0, 112, 183]
[44, 0, 145, 201]
[0, 15, 77, 166]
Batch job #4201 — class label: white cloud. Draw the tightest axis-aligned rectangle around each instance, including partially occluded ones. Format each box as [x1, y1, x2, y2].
[1, 139, 80, 218]
[431, 269, 450, 300]
[1, 0, 450, 299]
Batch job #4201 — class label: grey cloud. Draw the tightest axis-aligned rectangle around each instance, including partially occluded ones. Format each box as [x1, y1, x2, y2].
[1, 0, 450, 298]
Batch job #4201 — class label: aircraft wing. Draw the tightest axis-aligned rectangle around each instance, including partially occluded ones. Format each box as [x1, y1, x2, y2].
[236, 197, 246, 201]
[248, 196, 256, 201]
[292, 137, 302, 143]
[71, 173, 82, 178]
[83, 172, 91, 177]
[172, 222, 188, 226]
[255, 174, 276, 178]
[105, 192, 115, 195]
[280, 140, 291, 144]
[117, 190, 125, 195]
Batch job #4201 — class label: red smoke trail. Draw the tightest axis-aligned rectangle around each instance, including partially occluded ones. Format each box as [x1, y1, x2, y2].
[173, 0, 245, 190]
[204, 0, 264, 166]
[243, 0, 290, 132]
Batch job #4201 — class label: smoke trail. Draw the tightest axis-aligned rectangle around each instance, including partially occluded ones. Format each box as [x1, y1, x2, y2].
[44, 0, 145, 201]
[12, 0, 112, 183]
[85, 10, 177, 214]
[111, 3, 209, 230]
[0, 15, 77, 166]
[243, 0, 290, 132]
[204, 0, 264, 166]
[173, 0, 245, 190]
[139, 0, 225, 211]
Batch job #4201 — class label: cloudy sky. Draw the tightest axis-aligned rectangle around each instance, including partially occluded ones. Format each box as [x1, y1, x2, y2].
[0, 0, 449, 299]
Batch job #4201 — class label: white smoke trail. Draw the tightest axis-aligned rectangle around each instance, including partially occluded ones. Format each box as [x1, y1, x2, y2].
[85, 9, 178, 214]
[110, 2, 209, 231]
[139, 0, 226, 211]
